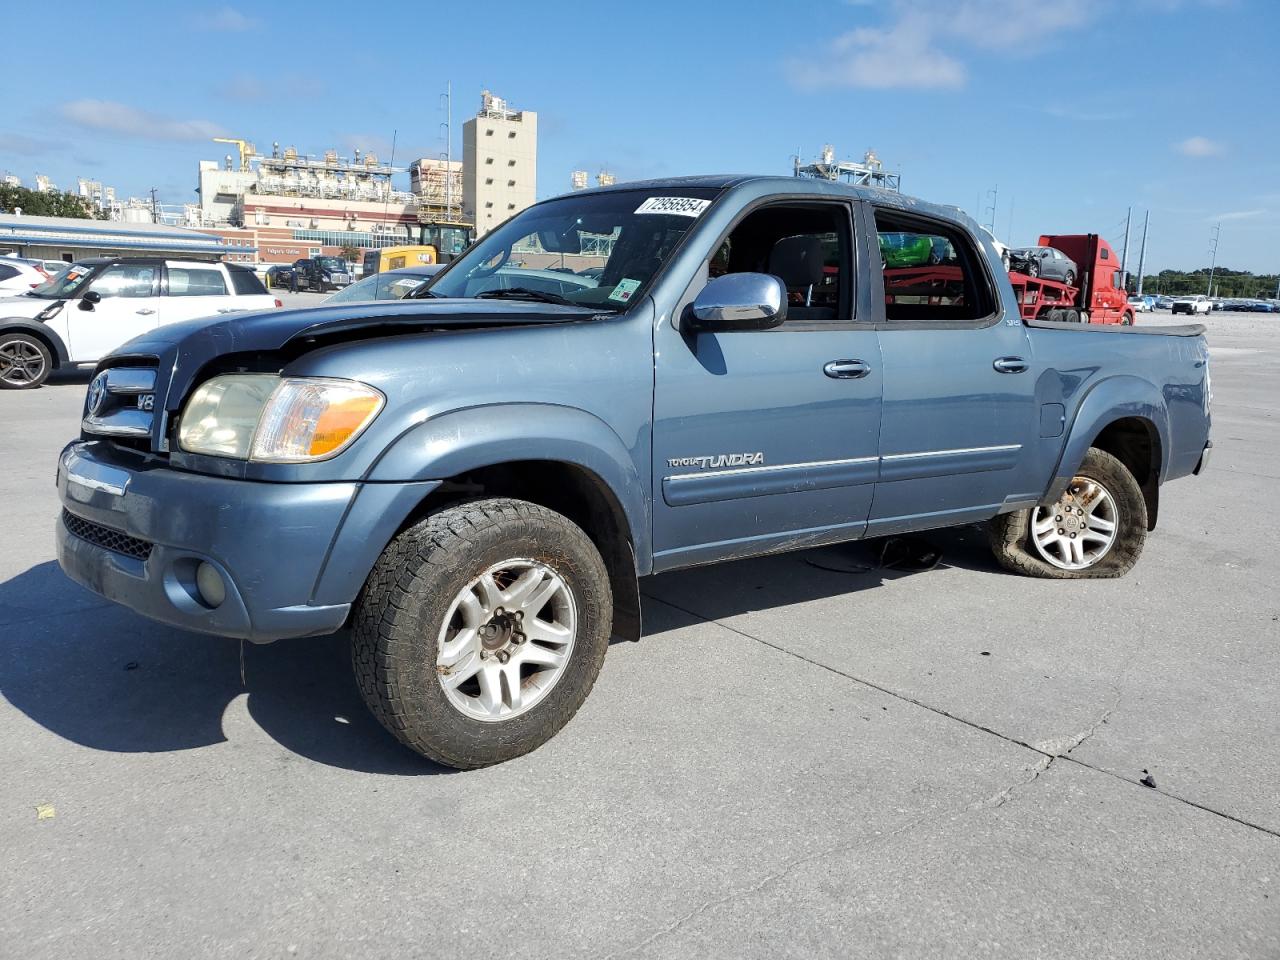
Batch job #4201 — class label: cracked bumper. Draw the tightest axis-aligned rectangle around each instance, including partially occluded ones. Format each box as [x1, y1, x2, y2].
[56, 441, 357, 642]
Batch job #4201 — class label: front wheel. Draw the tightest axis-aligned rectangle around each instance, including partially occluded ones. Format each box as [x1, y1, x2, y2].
[1027, 261, 1040, 278]
[988, 448, 1147, 579]
[352, 497, 613, 769]
[0, 333, 53, 389]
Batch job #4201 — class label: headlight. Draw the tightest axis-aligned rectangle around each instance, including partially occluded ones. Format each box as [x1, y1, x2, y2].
[178, 375, 384, 462]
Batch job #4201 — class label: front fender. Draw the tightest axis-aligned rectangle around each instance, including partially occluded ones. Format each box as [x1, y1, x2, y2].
[0, 318, 69, 365]
[367, 402, 652, 571]
[1047, 375, 1170, 503]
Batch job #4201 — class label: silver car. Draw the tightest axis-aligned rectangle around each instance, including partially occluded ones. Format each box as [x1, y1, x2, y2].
[1010, 245, 1078, 286]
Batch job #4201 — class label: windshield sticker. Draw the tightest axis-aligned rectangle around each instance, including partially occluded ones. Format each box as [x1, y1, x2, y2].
[608, 278, 641, 303]
[634, 196, 711, 218]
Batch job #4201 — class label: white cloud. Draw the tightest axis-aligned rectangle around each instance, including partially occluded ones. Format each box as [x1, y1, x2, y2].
[788, 0, 1102, 91]
[1213, 209, 1264, 221]
[1175, 136, 1225, 157]
[58, 100, 226, 142]
[196, 6, 256, 31]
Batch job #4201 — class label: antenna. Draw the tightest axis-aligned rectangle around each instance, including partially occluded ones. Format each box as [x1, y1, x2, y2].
[381, 129, 397, 235]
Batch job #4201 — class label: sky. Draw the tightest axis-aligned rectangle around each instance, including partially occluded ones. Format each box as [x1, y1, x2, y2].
[2, 0, 1277, 273]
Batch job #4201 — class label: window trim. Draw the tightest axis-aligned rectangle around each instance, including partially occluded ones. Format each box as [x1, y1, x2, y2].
[681, 195, 864, 333]
[865, 202, 1005, 331]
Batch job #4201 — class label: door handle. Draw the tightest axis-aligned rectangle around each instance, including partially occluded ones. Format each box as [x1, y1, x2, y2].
[823, 359, 871, 379]
[993, 356, 1028, 374]
[135, 308, 155, 316]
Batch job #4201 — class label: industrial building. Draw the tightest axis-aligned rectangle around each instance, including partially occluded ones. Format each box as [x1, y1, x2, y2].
[0, 213, 256, 263]
[463, 91, 537, 237]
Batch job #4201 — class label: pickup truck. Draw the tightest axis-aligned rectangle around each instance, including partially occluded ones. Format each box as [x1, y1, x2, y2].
[0, 257, 280, 389]
[55, 176, 1213, 769]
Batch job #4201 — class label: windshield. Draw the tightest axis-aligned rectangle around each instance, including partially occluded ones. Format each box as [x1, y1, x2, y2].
[27, 262, 97, 299]
[325, 271, 433, 304]
[426, 187, 721, 310]
[317, 258, 348, 273]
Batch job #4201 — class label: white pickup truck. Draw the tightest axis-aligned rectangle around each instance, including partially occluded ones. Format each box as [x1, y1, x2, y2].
[0, 257, 280, 389]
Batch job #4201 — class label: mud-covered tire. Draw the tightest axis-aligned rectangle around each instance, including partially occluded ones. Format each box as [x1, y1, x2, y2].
[988, 448, 1147, 579]
[0, 332, 52, 389]
[352, 497, 613, 769]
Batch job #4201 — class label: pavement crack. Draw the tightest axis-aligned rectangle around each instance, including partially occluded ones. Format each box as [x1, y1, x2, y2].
[642, 592, 1280, 842]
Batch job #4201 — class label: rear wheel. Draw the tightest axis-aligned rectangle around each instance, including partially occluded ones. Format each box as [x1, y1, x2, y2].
[989, 448, 1147, 579]
[0, 333, 52, 389]
[352, 497, 613, 769]
[1064, 270, 1076, 287]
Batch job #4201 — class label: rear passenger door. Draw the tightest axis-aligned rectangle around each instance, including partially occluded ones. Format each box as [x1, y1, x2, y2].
[651, 199, 883, 570]
[866, 204, 1038, 535]
[160, 263, 235, 326]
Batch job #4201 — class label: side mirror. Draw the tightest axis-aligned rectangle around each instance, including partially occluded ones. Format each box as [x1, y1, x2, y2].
[688, 273, 786, 332]
[79, 290, 101, 310]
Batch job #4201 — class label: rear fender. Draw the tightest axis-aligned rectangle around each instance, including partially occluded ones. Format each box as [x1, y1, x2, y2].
[1046, 375, 1169, 504]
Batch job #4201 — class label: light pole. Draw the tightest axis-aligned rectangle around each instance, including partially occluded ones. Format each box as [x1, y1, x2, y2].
[1206, 223, 1221, 297]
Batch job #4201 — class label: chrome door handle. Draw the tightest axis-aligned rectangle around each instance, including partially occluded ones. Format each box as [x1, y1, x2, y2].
[135, 308, 155, 315]
[823, 359, 871, 379]
[993, 356, 1028, 374]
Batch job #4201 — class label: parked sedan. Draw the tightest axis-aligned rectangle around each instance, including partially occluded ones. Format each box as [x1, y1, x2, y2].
[1127, 294, 1153, 313]
[265, 264, 295, 289]
[1010, 246, 1078, 286]
[0, 258, 50, 294]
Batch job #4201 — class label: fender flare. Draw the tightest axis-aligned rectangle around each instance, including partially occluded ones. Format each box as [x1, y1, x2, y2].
[367, 402, 652, 571]
[0, 318, 69, 366]
[1047, 375, 1170, 505]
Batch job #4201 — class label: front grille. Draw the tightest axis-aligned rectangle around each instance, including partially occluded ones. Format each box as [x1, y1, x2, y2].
[82, 360, 160, 451]
[62, 509, 153, 561]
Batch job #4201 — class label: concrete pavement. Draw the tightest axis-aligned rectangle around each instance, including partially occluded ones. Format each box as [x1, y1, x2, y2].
[1, 313, 1276, 959]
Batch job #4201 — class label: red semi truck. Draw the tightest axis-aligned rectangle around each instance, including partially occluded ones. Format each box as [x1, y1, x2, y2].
[1008, 234, 1134, 325]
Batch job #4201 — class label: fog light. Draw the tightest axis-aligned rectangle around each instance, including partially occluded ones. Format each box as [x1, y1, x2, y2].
[195, 562, 226, 609]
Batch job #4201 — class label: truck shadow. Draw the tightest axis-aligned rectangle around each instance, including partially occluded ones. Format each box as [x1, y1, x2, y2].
[0, 562, 448, 776]
[0, 530, 998, 773]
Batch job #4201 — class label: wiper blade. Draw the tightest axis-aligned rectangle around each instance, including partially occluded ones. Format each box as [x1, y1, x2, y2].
[475, 287, 575, 306]
[404, 285, 443, 299]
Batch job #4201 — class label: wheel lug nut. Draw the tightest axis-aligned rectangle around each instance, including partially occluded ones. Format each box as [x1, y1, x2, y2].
[1069, 533, 1077, 539]
[513, 633, 526, 644]
[1055, 515, 1062, 522]
[1058, 528, 1065, 535]
[496, 650, 510, 664]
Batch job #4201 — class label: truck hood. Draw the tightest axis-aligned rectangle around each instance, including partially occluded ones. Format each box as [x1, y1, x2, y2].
[103, 298, 609, 421]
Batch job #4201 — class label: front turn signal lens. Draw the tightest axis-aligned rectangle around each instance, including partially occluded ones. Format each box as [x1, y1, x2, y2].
[250, 378, 384, 463]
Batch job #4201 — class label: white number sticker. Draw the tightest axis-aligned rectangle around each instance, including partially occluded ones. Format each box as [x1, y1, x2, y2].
[634, 197, 711, 218]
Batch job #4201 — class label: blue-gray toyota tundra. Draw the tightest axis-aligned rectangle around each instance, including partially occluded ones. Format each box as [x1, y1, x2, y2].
[55, 176, 1212, 768]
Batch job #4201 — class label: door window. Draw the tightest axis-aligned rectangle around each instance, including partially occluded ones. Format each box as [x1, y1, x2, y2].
[87, 264, 158, 299]
[168, 267, 227, 297]
[875, 211, 995, 322]
[709, 204, 850, 324]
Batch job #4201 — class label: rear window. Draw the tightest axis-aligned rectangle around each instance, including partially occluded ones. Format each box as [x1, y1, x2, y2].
[169, 266, 228, 297]
[228, 267, 268, 296]
[0, 263, 18, 281]
[875, 211, 995, 322]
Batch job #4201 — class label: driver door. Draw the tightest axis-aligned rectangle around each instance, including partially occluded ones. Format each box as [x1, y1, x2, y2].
[66, 263, 161, 362]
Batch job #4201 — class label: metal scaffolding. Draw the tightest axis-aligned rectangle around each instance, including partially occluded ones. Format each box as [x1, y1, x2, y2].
[793, 145, 900, 192]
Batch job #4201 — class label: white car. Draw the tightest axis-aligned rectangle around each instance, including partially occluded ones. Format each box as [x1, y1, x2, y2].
[0, 258, 50, 295]
[1171, 294, 1211, 316]
[0, 257, 280, 389]
[1127, 294, 1151, 313]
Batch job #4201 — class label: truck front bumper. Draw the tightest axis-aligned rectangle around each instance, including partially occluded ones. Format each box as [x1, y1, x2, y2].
[57, 441, 362, 642]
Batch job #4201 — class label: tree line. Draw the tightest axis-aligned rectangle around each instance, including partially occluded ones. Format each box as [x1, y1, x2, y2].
[1134, 267, 1279, 299]
[0, 184, 108, 220]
